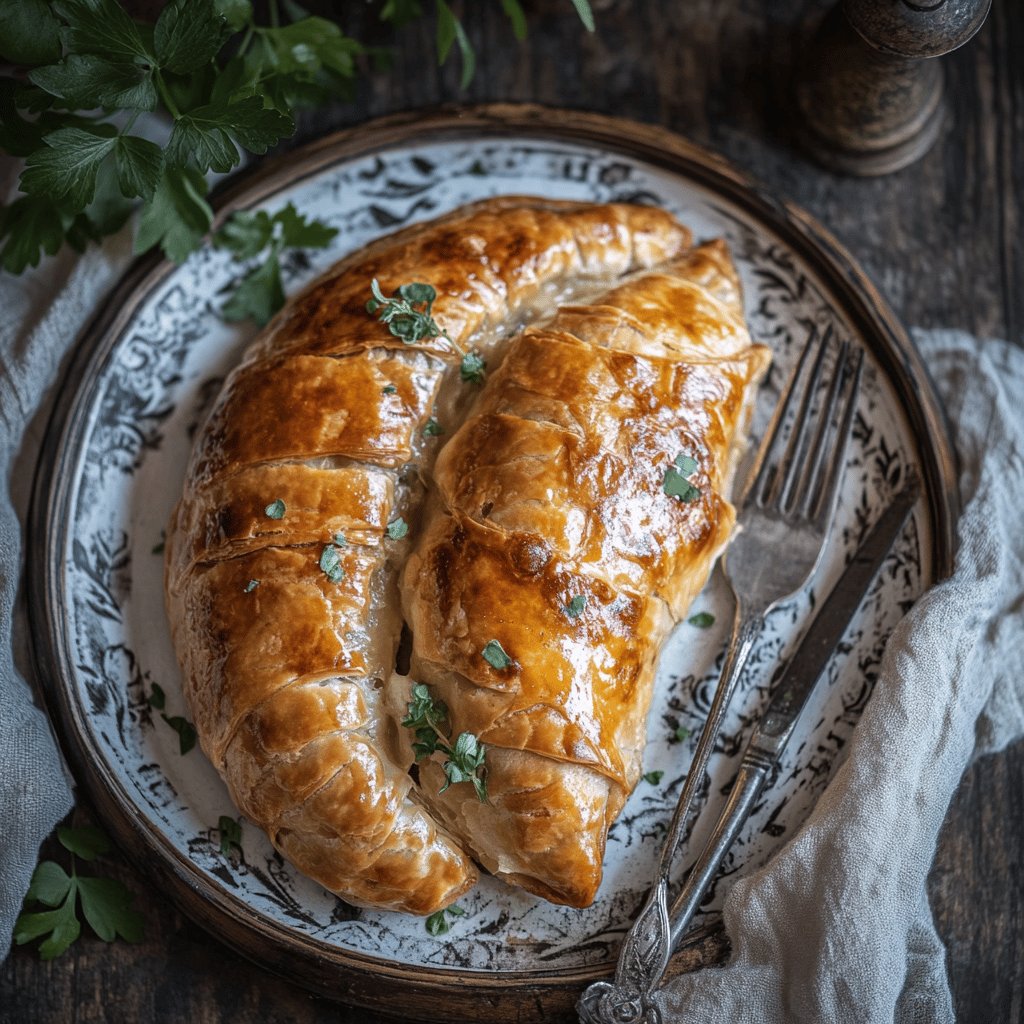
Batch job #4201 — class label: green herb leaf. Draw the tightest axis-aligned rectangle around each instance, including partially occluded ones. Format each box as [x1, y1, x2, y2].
[332, 532, 347, 546]
[57, 825, 112, 862]
[0, 0, 61, 65]
[76, 876, 144, 943]
[367, 278, 450, 346]
[687, 611, 715, 628]
[423, 417, 444, 437]
[440, 732, 488, 802]
[147, 682, 166, 710]
[500, 0, 527, 41]
[221, 252, 284, 326]
[642, 770, 664, 786]
[382, 384, 398, 395]
[435, 0, 476, 89]
[25, 862, 73, 908]
[0, 196, 65, 273]
[14, 891, 80, 960]
[663, 452, 702, 503]
[21, 126, 118, 212]
[218, 815, 242, 856]
[114, 136, 163, 200]
[213, 209, 274, 260]
[161, 714, 197, 755]
[135, 166, 213, 263]
[481, 639, 512, 671]
[570, 0, 596, 31]
[564, 595, 587, 619]
[273, 202, 338, 248]
[265, 498, 286, 519]
[386, 517, 409, 540]
[155, 0, 227, 74]
[425, 908, 454, 936]
[319, 544, 345, 583]
[671, 725, 691, 744]
[55, 0, 155, 65]
[216, 0, 252, 31]
[460, 350, 486, 385]
[29, 55, 157, 111]
[244, 579, 260, 593]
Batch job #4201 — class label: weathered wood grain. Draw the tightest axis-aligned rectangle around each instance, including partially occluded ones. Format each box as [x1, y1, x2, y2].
[2, 0, 1023, 1020]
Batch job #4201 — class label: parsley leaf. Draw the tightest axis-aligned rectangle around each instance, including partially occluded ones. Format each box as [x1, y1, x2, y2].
[423, 417, 444, 437]
[481, 639, 512, 671]
[642, 770, 664, 786]
[20, 125, 118, 212]
[332, 531, 347, 546]
[115, 136, 163, 200]
[319, 543, 345, 583]
[688, 611, 715, 628]
[671, 725, 691, 744]
[135, 166, 213, 263]
[30, 55, 158, 111]
[57, 826, 112, 861]
[264, 498, 286, 519]
[386, 517, 409, 540]
[161, 714, 197, 754]
[214, 203, 337, 324]
[244, 578, 260, 593]
[147, 682, 166, 710]
[564, 595, 587, 619]
[55, 0, 155, 65]
[14, 825, 143, 960]
[0, 196, 65, 273]
[382, 384, 398, 395]
[0, 0, 61, 65]
[570, 0, 596, 32]
[425, 905, 465, 936]
[663, 452, 702, 503]
[155, 0, 227, 74]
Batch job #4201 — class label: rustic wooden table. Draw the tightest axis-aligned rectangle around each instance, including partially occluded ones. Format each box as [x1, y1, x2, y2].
[3, 1, 1022, 1021]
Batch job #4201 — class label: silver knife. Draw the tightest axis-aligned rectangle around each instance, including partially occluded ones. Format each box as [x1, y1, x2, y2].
[579, 475, 920, 1024]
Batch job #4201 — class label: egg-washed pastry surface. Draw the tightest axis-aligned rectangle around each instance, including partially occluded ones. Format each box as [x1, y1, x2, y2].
[164, 196, 769, 915]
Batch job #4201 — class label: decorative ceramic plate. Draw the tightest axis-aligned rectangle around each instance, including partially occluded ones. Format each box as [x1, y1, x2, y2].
[28, 105, 957, 1023]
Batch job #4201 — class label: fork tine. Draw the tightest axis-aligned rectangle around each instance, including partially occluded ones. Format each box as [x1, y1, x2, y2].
[785, 339, 850, 515]
[746, 324, 822, 506]
[763, 325, 833, 509]
[809, 347, 864, 525]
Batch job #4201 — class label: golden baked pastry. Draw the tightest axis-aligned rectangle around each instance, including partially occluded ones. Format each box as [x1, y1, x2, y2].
[164, 196, 769, 915]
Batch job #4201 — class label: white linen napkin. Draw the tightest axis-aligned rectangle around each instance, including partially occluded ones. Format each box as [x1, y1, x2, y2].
[1, 209, 1022, 1024]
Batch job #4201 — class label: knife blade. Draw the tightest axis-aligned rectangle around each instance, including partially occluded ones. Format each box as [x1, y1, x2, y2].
[665, 474, 920, 944]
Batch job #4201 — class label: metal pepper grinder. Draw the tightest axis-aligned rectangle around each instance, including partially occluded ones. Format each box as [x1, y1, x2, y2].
[794, 0, 991, 176]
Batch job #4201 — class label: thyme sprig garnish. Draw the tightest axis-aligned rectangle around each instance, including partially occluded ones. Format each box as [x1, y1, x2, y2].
[366, 279, 487, 385]
[401, 683, 488, 803]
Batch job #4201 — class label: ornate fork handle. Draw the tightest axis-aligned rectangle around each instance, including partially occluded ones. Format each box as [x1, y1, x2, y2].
[579, 606, 763, 1024]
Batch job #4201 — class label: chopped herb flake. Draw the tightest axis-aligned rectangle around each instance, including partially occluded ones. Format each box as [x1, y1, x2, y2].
[161, 714, 197, 755]
[481, 639, 512, 671]
[333, 532, 348, 547]
[425, 907, 466, 935]
[460, 350, 486, 385]
[386, 517, 409, 540]
[564, 595, 587, 619]
[672, 725, 691, 744]
[642, 770, 664, 786]
[663, 452, 702, 502]
[146, 682, 165, 711]
[423, 417, 444, 437]
[382, 383, 398, 394]
[688, 611, 715, 628]
[319, 544, 345, 583]
[265, 498, 286, 519]
[244, 579, 260, 593]
[218, 816, 242, 857]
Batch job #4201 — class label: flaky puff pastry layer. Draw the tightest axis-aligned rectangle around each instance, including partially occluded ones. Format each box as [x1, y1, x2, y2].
[165, 198, 694, 914]
[401, 242, 770, 906]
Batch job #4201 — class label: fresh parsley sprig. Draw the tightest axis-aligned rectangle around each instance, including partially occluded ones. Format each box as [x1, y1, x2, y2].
[0, 0, 595, 276]
[213, 202, 338, 324]
[424, 903, 466, 935]
[401, 682, 488, 802]
[13, 825, 144, 960]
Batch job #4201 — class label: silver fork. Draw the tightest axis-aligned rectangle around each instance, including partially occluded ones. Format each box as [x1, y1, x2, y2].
[578, 326, 864, 1024]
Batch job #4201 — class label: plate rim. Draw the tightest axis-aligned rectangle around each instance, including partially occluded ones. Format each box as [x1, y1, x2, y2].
[26, 102, 960, 1022]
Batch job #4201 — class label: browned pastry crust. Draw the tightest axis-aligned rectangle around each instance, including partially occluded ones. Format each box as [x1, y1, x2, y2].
[165, 196, 768, 915]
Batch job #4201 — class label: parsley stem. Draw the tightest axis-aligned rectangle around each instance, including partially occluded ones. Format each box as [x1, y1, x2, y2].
[154, 70, 181, 119]
[269, 0, 280, 28]
[121, 111, 140, 135]
[237, 23, 254, 55]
